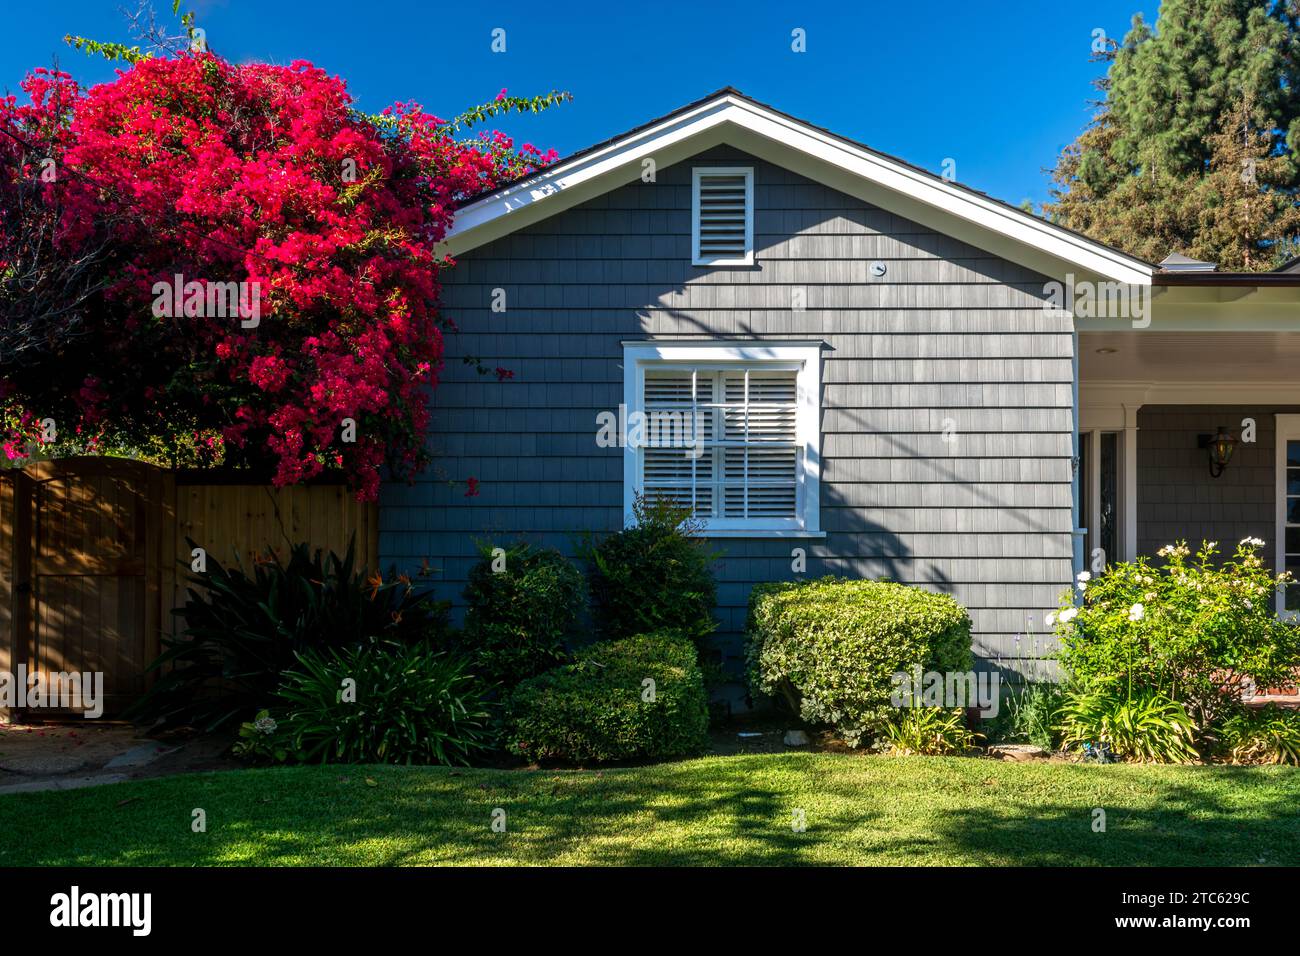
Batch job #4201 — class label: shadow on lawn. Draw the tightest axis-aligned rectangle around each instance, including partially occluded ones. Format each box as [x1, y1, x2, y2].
[244, 760, 1300, 867]
[6, 757, 1300, 866]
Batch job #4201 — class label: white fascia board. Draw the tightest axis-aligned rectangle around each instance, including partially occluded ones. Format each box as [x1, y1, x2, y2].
[718, 99, 1151, 287]
[1081, 380, 1300, 406]
[445, 98, 736, 255]
[444, 94, 1153, 286]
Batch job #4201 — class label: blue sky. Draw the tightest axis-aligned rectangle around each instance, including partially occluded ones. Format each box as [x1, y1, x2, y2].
[1, 0, 1154, 207]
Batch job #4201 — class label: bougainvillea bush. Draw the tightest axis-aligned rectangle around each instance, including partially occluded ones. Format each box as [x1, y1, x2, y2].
[1051, 539, 1300, 736]
[1, 43, 563, 498]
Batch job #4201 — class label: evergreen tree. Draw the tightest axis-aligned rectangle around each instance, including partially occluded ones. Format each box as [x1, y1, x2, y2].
[1047, 0, 1300, 270]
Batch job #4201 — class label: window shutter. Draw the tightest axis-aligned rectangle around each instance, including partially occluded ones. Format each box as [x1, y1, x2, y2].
[642, 370, 711, 513]
[640, 366, 798, 522]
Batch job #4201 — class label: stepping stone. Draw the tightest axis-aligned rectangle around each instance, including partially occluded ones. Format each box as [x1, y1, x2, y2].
[988, 743, 1048, 762]
[0, 773, 129, 795]
[104, 744, 177, 769]
[0, 754, 87, 775]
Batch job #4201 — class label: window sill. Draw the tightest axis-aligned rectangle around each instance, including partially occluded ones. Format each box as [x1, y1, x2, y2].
[692, 529, 827, 539]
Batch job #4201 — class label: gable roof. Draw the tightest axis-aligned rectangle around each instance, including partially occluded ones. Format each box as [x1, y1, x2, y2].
[444, 88, 1155, 286]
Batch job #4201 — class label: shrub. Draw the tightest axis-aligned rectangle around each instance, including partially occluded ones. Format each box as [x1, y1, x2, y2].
[1006, 681, 1067, 751]
[1219, 705, 1300, 765]
[884, 707, 978, 755]
[234, 638, 494, 766]
[461, 541, 585, 688]
[746, 577, 972, 746]
[1057, 688, 1198, 764]
[1053, 539, 1300, 734]
[505, 631, 709, 763]
[586, 495, 717, 646]
[131, 538, 449, 732]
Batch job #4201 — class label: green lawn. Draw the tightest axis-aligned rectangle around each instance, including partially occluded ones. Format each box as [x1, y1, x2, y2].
[2, 753, 1298, 866]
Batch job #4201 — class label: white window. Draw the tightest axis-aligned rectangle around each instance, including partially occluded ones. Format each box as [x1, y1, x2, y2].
[1276, 415, 1300, 617]
[692, 167, 753, 266]
[622, 342, 821, 536]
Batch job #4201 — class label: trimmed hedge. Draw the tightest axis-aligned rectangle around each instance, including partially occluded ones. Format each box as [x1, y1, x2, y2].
[505, 631, 709, 763]
[746, 577, 972, 745]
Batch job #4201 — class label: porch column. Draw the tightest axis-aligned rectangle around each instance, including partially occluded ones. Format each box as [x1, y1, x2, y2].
[1121, 403, 1140, 561]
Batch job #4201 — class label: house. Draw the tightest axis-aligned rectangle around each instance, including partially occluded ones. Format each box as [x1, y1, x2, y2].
[379, 88, 1300, 682]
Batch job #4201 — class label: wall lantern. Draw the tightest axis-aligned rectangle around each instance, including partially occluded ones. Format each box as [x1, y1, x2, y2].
[1198, 426, 1237, 478]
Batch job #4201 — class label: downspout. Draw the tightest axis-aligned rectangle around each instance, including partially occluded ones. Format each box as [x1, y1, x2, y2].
[1070, 319, 1084, 579]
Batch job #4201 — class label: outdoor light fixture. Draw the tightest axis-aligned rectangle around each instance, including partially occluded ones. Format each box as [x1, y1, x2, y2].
[1198, 425, 1238, 478]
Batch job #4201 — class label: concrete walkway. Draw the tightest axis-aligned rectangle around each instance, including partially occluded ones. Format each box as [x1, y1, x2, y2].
[0, 723, 235, 794]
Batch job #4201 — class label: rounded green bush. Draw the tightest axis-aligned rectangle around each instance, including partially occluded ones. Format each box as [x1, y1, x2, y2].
[461, 541, 585, 688]
[746, 577, 972, 746]
[505, 631, 709, 763]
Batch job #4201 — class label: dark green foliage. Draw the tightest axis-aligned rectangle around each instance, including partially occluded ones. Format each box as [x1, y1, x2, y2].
[505, 631, 709, 764]
[747, 577, 972, 746]
[461, 541, 585, 688]
[238, 638, 494, 766]
[586, 495, 717, 646]
[130, 537, 450, 732]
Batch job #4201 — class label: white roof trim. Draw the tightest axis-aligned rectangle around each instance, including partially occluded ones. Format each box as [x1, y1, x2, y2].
[444, 92, 1154, 287]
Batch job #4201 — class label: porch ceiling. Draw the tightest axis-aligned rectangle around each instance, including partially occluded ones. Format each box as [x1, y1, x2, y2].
[1080, 331, 1300, 384]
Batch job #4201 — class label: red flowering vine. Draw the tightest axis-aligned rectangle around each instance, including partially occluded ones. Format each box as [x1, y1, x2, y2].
[1, 48, 564, 500]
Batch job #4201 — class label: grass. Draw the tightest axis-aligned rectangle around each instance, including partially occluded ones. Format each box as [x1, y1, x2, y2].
[2, 753, 1298, 866]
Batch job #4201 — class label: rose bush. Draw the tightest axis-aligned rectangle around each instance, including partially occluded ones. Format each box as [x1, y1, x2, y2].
[1051, 538, 1300, 735]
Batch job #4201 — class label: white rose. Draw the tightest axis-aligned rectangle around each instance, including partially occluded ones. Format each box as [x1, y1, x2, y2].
[1128, 603, 1144, 622]
[1059, 607, 1079, 623]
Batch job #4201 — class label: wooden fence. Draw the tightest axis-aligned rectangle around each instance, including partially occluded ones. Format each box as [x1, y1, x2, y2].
[0, 457, 378, 719]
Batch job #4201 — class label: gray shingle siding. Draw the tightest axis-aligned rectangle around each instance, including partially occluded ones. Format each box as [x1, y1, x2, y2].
[1137, 405, 1300, 566]
[381, 145, 1074, 676]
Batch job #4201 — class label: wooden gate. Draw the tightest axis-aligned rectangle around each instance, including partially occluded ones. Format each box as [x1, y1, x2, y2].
[1, 457, 379, 720]
[7, 458, 165, 717]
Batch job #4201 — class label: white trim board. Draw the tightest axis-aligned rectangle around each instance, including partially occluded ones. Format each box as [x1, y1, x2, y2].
[1276, 414, 1300, 619]
[444, 92, 1154, 287]
[1081, 381, 1300, 411]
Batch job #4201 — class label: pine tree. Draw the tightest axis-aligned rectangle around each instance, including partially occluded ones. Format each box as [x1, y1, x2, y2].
[1046, 0, 1300, 270]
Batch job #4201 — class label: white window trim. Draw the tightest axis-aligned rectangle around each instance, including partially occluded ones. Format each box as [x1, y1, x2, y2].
[691, 166, 754, 267]
[622, 341, 822, 538]
[1275, 414, 1300, 618]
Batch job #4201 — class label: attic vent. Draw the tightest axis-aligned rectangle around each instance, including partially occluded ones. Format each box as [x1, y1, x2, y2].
[692, 167, 753, 266]
[1159, 252, 1218, 273]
